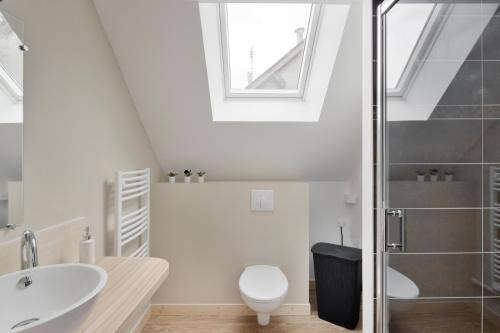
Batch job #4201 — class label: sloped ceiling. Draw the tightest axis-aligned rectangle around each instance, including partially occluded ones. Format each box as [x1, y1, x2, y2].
[93, 0, 362, 181]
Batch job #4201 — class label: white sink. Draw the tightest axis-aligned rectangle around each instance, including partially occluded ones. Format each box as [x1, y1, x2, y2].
[0, 263, 107, 332]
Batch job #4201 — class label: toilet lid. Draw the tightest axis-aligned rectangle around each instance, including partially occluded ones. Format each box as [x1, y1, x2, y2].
[387, 267, 419, 299]
[239, 265, 288, 302]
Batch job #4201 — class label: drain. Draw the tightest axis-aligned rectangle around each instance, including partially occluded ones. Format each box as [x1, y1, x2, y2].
[11, 318, 39, 329]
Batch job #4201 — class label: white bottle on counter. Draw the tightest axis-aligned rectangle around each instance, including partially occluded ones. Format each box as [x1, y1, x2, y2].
[80, 226, 95, 264]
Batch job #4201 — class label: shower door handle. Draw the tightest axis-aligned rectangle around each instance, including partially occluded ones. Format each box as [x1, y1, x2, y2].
[386, 209, 406, 252]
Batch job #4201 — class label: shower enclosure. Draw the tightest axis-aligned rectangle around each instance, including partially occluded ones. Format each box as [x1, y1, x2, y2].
[376, 0, 500, 331]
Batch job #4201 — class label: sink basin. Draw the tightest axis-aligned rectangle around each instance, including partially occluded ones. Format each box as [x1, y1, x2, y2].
[0, 263, 107, 332]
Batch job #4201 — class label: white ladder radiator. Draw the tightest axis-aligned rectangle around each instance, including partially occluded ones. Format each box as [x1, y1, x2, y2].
[115, 168, 150, 257]
[490, 166, 500, 291]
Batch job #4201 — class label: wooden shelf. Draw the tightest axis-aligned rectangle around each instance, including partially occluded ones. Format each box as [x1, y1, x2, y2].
[75, 256, 169, 333]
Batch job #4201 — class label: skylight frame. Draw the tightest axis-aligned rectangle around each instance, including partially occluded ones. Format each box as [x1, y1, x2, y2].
[218, 3, 322, 99]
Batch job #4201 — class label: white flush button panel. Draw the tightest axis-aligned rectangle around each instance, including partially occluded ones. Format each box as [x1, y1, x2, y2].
[251, 190, 274, 211]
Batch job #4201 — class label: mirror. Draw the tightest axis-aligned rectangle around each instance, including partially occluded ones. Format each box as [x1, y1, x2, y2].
[0, 9, 23, 230]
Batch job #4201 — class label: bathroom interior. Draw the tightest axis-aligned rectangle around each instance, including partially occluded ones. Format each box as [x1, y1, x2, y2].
[0, 0, 499, 332]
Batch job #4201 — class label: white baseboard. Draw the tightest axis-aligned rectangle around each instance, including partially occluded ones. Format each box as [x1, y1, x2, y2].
[151, 303, 311, 316]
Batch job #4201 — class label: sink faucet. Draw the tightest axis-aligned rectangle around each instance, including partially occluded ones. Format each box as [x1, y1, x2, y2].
[21, 230, 38, 270]
[19, 230, 38, 288]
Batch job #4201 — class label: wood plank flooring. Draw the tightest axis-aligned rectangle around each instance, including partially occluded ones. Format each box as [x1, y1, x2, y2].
[389, 300, 500, 333]
[142, 283, 362, 333]
[142, 286, 500, 332]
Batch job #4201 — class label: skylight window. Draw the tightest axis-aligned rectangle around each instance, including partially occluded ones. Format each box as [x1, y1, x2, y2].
[386, 3, 435, 93]
[219, 3, 320, 98]
[199, 2, 350, 121]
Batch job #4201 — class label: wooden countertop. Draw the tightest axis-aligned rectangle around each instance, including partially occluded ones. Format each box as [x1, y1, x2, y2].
[75, 256, 169, 333]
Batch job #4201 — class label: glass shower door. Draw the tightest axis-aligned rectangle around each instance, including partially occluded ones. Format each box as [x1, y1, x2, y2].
[376, 0, 500, 331]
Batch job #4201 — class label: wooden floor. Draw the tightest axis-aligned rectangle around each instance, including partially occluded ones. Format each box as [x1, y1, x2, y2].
[389, 300, 500, 333]
[142, 313, 361, 333]
[142, 284, 362, 333]
[141, 290, 500, 333]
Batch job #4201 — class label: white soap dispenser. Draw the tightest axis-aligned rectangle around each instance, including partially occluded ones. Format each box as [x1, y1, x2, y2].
[80, 225, 95, 264]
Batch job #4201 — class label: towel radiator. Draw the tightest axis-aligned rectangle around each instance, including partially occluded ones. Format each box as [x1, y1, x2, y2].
[490, 166, 500, 291]
[115, 168, 150, 257]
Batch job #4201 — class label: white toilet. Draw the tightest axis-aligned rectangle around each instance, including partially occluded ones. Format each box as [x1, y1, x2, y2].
[387, 267, 419, 318]
[239, 265, 288, 326]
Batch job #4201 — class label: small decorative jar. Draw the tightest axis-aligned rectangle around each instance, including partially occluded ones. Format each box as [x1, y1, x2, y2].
[444, 171, 454, 182]
[167, 171, 177, 183]
[429, 169, 439, 182]
[416, 170, 426, 182]
[184, 170, 192, 183]
[197, 171, 206, 183]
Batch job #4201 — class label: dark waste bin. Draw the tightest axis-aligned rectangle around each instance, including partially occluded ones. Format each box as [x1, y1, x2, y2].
[311, 242, 362, 330]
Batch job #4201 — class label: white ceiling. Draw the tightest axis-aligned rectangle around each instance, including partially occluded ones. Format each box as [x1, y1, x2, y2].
[93, 0, 362, 181]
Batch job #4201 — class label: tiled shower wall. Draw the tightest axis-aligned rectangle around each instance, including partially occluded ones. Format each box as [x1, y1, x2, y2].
[373, 1, 500, 331]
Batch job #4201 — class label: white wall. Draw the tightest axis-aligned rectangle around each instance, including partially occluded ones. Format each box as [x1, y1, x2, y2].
[151, 182, 309, 305]
[0, 0, 160, 256]
[94, 0, 363, 181]
[309, 180, 361, 279]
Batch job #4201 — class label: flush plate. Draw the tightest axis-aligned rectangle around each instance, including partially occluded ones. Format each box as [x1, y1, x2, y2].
[251, 190, 274, 211]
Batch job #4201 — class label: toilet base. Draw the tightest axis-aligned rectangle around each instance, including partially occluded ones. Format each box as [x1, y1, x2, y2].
[257, 313, 270, 326]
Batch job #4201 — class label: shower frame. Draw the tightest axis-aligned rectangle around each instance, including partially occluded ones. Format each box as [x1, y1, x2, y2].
[375, 0, 403, 332]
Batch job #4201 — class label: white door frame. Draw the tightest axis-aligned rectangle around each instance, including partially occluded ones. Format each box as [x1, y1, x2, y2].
[361, 0, 374, 331]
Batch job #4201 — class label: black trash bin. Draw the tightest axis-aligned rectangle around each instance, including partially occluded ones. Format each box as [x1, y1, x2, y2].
[311, 242, 362, 329]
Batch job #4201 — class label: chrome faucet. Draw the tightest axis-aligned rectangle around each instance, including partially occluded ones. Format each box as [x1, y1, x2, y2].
[19, 230, 38, 288]
[21, 230, 38, 270]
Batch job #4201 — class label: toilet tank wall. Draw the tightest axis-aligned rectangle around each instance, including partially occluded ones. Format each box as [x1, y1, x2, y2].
[151, 182, 309, 304]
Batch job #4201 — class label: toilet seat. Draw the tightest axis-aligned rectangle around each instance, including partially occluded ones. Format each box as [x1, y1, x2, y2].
[387, 267, 419, 299]
[239, 265, 288, 303]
